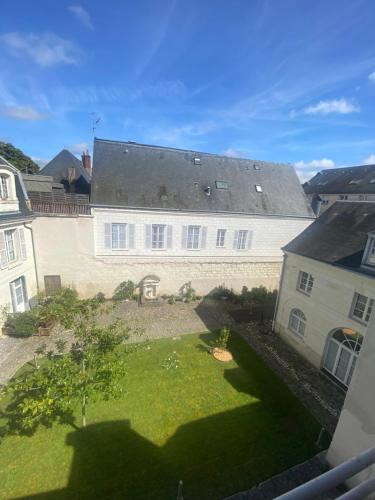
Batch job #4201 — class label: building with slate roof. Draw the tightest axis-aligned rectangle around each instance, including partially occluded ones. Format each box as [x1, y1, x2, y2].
[41, 149, 91, 194]
[273, 201, 375, 388]
[0, 155, 38, 323]
[303, 163, 375, 215]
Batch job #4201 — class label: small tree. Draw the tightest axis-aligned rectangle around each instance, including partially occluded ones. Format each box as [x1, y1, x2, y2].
[215, 326, 231, 350]
[3, 312, 130, 434]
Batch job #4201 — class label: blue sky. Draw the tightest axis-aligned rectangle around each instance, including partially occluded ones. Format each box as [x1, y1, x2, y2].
[1, 0, 375, 180]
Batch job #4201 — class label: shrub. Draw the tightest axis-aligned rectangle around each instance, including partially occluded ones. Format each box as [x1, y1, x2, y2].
[215, 326, 231, 350]
[180, 282, 196, 303]
[4, 310, 41, 337]
[167, 296, 176, 305]
[95, 292, 106, 303]
[112, 281, 136, 301]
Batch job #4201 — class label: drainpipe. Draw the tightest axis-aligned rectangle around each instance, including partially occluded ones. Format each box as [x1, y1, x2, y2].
[24, 222, 40, 294]
[272, 252, 287, 332]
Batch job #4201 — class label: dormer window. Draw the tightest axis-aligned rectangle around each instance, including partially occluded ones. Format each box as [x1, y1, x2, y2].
[255, 184, 263, 193]
[364, 237, 375, 267]
[0, 175, 8, 200]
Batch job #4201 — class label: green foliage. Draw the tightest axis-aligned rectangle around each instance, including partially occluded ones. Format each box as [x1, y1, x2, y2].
[0, 142, 39, 173]
[95, 292, 106, 303]
[4, 310, 41, 337]
[167, 295, 176, 305]
[179, 282, 196, 303]
[213, 285, 277, 306]
[161, 351, 180, 370]
[112, 281, 136, 301]
[215, 326, 231, 349]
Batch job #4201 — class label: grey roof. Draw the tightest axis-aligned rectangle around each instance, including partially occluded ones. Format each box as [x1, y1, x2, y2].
[41, 149, 91, 184]
[304, 163, 375, 195]
[92, 138, 314, 218]
[284, 201, 375, 275]
[22, 173, 55, 193]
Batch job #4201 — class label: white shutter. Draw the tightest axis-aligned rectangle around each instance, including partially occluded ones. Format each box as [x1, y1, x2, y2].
[182, 226, 188, 249]
[167, 225, 173, 249]
[0, 231, 7, 269]
[9, 282, 17, 312]
[14, 229, 21, 261]
[200, 227, 207, 249]
[247, 230, 253, 249]
[19, 228, 27, 260]
[233, 230, 239, 250]
[104, 223, 111, 249]
[128, 224, 135, 249]
[145, 225, 152, 249]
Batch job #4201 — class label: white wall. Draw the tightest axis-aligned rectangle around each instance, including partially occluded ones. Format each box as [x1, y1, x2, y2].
[308, 194, 375, 215]
[274, 252, 374, 368]
[32, 210, 313, 298]
[327, 313, 375, 494]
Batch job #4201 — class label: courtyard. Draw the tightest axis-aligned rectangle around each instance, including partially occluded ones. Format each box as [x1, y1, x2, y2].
[0, 330, 320, 500]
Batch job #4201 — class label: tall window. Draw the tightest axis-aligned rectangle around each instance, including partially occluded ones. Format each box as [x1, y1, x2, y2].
[4, 229, 16, 262]
[152, 224, 165, 249]
[111, 223, 126, 249]
[0, 175, 8, 200]
[323, 329, 362, 387]
[216, 229, 226, 247]
[351, 293, 374, 324]
[288, 309, 306, 338]
[297, 271, 314, 295]
[187, 226, 200, 249]
[237, 230, 248, 250]
[365, 238, 375, 267]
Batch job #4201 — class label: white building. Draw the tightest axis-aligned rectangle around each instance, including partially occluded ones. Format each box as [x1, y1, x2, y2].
[273, 201, 375, 389]
[30, 138, 314, 298]
[0, 156, 38, 325]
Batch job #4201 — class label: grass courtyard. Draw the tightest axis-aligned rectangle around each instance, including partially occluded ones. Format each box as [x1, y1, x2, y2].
[0, 332, 320, 500]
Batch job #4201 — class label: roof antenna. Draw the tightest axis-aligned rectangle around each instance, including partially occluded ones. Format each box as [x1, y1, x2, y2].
[91, 112, 101, 138]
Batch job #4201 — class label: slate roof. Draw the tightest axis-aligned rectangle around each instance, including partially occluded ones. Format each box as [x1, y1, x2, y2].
[41, 149, 91, 184]
[284, 201, 375, 275]
[304, 163, 375, 195]
[91, 138, 314, 218]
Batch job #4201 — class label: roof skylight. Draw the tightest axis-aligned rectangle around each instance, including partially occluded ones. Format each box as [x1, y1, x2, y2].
[255, 184, 263, 193]
[215, 181, 229, 189]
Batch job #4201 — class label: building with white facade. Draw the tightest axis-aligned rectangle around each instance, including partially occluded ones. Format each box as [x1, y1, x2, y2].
[273, 201, 375, 389]
[0, 156, 38, 325]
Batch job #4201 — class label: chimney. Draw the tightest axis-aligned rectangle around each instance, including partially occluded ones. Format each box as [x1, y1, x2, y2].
[82, 150, 92, 176]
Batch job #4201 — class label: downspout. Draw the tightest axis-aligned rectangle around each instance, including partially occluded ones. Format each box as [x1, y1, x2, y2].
[272, 252, 288, 332]
[24, 222, 40, 294]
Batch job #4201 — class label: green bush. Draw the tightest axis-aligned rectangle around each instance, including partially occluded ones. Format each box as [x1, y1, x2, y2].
[95, 292, 106, 303]
[215, 326, 231, 350]
[112, 281, 136, 301]
[180, 282, 195, 303]
[4, 310, 41, 337]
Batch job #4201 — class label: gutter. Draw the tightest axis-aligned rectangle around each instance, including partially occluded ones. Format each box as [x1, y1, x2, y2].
[24, 222, 40, 294]
[272, 252, 287, 332]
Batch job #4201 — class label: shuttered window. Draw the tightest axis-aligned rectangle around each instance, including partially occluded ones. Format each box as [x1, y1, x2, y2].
[104, 223, 135, 250]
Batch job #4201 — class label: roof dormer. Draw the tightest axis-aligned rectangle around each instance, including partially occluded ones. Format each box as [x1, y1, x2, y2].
[0, 159, 20, 213]
[361, 232, 375, 270]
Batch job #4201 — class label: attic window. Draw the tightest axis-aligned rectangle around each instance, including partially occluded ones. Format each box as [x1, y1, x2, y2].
[193, 157, 201, 165]
[369, 179, 375, 184]
[253, 164, 260, 170]
[215, 181, 229, 189]
[316, 181, 328, 186]
[348, 179, 360, 185]
[255, 184, 263, 193]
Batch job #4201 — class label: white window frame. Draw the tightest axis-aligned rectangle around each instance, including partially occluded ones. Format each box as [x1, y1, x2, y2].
[323, 330, 362, 387]
[151, 224, 166, 250]
[297, 271, 314, 295]
[350, 293, 374, 324]
[111, 223, 127, 250]
[4, 229, 16, 263]
[0, 174, 8, 200]
[288, 309, 306, 338]
[237, 230, 248, 250]
[187, 225, 201, 250]
[363, 237, 375, 268]
[216, 229, 226, 248]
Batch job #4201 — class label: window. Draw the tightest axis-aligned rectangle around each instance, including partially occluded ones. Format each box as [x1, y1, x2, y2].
[348, 179, 360, 185]
[215, 181, 229, 189]
[365, 238, 375, 267]
[187, 226, 200, 249]
[255, 184, 263, 193]
[237, 230, 248, 250]
[193, 157, 201, 165]
[152, 224, 165, 249]
[288, 309, 306, 338]
[0, 175, 8, 199]
[323, 329, 363, 387]
[111, 223, 126, 249]
[351, 293, 374, 324]
[370, 179, 375, 184]
[216, 229, 226, 247]
[339, 195, 348, 200]
[10, 276, 28, 313]
[297, 271, 314, 295]
[4, 229, 16, 262]
[253, 164, 260, 170]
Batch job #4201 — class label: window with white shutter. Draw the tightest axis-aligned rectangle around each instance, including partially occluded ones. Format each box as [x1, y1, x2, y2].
[0, 231, 8, 268]
[18, 228, 27, 260]
[104, 223, 135, 250]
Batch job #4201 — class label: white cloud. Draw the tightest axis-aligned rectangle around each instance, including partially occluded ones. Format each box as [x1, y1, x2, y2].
[70, 142, 89, 154]
[1, 32, 80, 66]
[31, 156, 49, 168]
[363, 154, 375, 165]
[302, 98, 359, 115]
[294, 158, 336, 183]
[368, 71, 375, 83]
[223, 148, 241, 157]
[4, 105, 47, 120]
[68, 5, 94, 30]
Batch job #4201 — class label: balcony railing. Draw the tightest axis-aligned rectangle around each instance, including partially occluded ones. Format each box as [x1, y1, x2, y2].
[28, 191, 90, 215]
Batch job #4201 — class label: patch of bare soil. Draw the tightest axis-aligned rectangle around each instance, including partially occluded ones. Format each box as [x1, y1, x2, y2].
[212, 347, 233, 362]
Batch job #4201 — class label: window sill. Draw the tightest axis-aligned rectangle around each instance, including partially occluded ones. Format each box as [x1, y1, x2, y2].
[151, 248, 167, 251]
[296, 288, 312, 297]
[349, 315, 368, 327]
[288, 329, 305, 342]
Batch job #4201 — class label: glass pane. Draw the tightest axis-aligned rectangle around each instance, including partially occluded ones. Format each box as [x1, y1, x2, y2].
[335, 348, 351, 382]
[346, 356, 357, 386]
[324, 341, 339, 373]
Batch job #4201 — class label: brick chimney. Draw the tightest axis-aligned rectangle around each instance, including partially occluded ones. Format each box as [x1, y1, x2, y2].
[81, 150, 92, 176]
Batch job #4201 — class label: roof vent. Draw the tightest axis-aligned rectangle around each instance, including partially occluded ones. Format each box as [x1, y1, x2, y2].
[253, 164, 260, 170]
[204, 186, 211, 196]
[194, 157, 201, 165]
[255, 184, 263, 193]
[348, 179, 360, 185]
[369, 179, 375, 184]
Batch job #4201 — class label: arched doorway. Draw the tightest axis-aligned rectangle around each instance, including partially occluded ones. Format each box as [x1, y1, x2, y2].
[323, 328, 363, 387]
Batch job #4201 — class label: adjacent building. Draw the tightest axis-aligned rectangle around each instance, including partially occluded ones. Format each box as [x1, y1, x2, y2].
[303, 163, 375, 216]
[0, 156, 37, 323]
[273, 201, 375, 389]
[41, 149, 91, 194]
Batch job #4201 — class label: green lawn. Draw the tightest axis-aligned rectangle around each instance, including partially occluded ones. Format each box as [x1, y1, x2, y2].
[0, 332, 320, 500]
